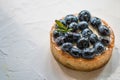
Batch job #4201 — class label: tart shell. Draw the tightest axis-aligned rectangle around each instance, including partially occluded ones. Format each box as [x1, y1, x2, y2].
[50, 19, 115, 71]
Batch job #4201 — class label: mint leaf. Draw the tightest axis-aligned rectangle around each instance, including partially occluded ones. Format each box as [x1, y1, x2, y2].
[67, 29, 72, 32]
[55, 20, 72, 33]
[57, 29, 66, 33]
[55, 20, 67, 30]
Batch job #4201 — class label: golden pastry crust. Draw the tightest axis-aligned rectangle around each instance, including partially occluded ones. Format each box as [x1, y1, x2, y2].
[50, 19, 115, 71]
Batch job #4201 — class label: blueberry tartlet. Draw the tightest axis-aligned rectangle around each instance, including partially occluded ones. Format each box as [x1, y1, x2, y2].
[50, 10, 115, 71]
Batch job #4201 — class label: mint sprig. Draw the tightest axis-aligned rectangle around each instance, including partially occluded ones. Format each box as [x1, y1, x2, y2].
[55, 20, 72, 33]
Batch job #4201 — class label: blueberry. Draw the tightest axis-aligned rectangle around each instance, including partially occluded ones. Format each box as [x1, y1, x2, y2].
[65, 32, 74, 42]
[94, 42, 105, 54]
[78, 21, 88, 30]
[99, 37, 110, 46]
[73, 33, 81, 42]
[61, 42, 73, 52]
[90, 17, 101, 28]
[70, 47, 82, 58]
[82, 48, 96, 59]
[59, 19, 67, 26]
[55, 36, 65, 46]
[81, 28, 93, 37]
[65, 15, 78, 25]
[53, 30, 62, 38]
[98, 25, 110, 36]
[65, 32, 81, 42]
[89, 33, 98, 44]
[77, 37, 89, 49]
[69, 22, 78, 32]
[78, 10, 91, 22]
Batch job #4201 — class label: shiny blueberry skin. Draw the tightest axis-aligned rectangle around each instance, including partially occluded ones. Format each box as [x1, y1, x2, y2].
[78, 21, 88, 30]
[77, 37, 89, 49]
[65, 32, 81, 42]
[69, 22, 78, 32]
[81, 28, 93, 37]
[78, 10, 91, 22]
[89, 33, 98, 44]
[61, 42, 73, 52]
[90, 17, 101, 28]
[73, 33, 81, 42]
[82, 48, 96, 59]
[55, 36, 65, 46]
[53, 30, 62, 38]
[65, 32, 74, 42]
[94, 42, 105, 54]
[99, 37, 110, 46]
[98, 25, 110, 36]
[60, 19, 67, 26]
[64, 15, 78, 25]
[70, 47, 82, 58]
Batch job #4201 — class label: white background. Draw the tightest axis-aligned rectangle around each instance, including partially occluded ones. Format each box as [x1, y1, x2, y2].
[0, 0, 120, 80]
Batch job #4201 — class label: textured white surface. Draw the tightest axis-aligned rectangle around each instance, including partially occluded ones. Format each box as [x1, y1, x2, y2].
[0, 0, 120, 80]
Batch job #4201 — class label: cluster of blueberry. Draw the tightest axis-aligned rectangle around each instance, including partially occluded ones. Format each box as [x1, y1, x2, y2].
[53, 10, 110, 59]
